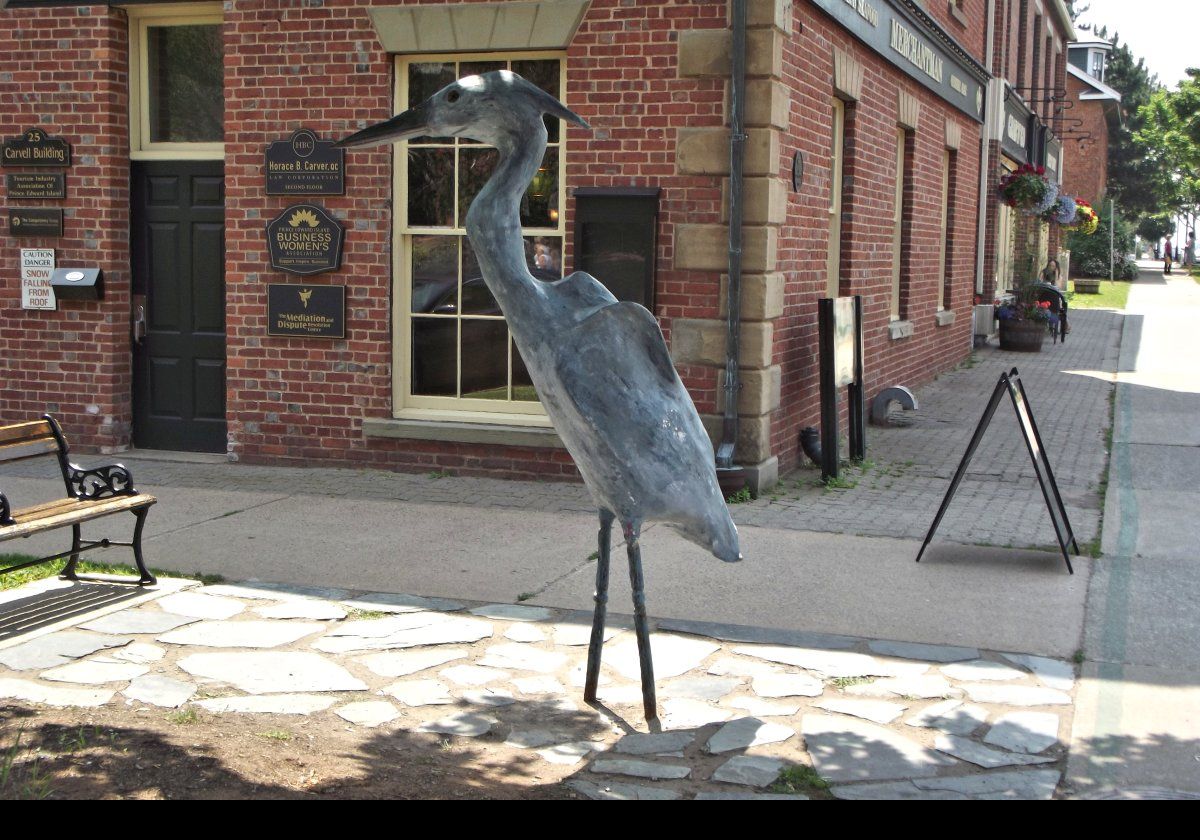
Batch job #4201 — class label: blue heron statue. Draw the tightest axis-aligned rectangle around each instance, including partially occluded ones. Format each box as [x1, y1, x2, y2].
[339, 71, 741, 722]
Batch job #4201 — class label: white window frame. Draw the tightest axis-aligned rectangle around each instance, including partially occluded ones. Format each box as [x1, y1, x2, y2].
[126, 2, 225, 160]
[938, 149, 951, 311]
[827, 98, 845, 299]
[891, 127, 906, 321]
[393, 52, 568, 426]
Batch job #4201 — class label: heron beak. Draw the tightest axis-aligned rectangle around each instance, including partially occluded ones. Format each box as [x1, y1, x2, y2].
[336, 104, 429, 148]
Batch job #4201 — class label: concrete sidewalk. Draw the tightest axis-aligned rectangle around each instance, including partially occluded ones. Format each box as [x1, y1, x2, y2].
[1068, 262, 1200, 799]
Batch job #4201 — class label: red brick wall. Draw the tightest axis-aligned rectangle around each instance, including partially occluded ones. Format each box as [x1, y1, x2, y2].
[0, 5, 131, 452]
[221, 0, 729, 477]
[1061, 75, 1109, 206]
[921, 0, 989, 66]
[771, 2, 981, 471]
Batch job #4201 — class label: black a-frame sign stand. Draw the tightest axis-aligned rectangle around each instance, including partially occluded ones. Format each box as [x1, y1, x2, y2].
[916, 368, 1079, 574]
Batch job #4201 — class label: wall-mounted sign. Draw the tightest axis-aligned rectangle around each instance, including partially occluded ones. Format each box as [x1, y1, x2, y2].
[2, 127, 71, 167]
[20, 248, 56, 310]
[1044, 136, 1062, 184]
[8, 208, 63, 237]
[265, 129, 345, 195]
[1001, 86, 1035, 164]
[792, 150, 805, 192]
[265, 203, 345, 275]
[6, 173, 66, 199]
[809, 0, 987, 122]
[267, 283, 345, 338]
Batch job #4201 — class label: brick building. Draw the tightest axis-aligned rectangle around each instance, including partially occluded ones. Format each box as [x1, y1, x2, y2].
[1061, 39, 1119, 206]
[978, 0, 1074, 299]
[1, 0, 996, 492]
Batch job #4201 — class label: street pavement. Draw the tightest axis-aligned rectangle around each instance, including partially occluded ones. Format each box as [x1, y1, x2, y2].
[3, 281, 1189, 798]
[1067, 261, 1200, 799]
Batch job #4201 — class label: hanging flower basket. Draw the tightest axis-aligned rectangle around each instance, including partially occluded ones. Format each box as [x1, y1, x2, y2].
[998, 164, 1052, 215]
[1066, 200, 1099, 235]
[1042, 193, 1078, 225]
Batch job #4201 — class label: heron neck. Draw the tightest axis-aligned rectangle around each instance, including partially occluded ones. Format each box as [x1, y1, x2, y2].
[465, 129, 548, 324]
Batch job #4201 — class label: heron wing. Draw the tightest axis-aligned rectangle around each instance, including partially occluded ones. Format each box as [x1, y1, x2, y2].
[549, 301, 715, 522]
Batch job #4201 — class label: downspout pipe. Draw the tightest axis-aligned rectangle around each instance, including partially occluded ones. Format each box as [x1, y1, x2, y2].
[716, 0, 747, 475]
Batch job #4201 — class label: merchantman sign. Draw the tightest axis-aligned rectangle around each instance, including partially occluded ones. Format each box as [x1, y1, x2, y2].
[265, 203, 345, 276]
[267, 284, 345, 338]
[810, 0, 987, 122]
[265, 128, 345, 195]
[2, 128, 71, 167]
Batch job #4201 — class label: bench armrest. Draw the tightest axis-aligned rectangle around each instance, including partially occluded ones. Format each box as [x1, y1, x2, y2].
[0, 490, 11, 526]
[67, 462, 138, 500]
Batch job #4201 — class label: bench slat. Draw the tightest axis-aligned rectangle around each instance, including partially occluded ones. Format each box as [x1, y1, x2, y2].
[0, 420, 54, 445]
[0, 494, 156, 541]
[0, 437, 60, 463]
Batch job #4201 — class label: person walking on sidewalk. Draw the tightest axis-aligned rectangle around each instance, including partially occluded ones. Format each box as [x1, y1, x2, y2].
[1185, 230, 1196, 270]
[1163, 235, 1174, 275]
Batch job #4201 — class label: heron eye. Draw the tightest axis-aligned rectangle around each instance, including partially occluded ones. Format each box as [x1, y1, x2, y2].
[447, 90, 461, 104]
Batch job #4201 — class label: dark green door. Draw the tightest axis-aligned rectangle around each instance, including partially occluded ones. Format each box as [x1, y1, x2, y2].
[131, 161, 226, 452]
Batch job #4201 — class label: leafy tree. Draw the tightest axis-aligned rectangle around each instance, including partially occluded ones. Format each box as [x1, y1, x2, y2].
[1097, 33, 1164, 216]
[1136, 213, 1174, 243]
[1067, 202, 1137, 279]
[1134, 71, 1200, 226]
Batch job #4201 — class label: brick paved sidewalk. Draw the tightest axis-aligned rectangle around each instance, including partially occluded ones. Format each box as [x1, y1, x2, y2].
[738, 308, 1122, 551]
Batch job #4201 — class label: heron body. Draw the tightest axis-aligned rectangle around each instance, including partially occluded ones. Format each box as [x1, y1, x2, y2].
[339, 70, 741, 720]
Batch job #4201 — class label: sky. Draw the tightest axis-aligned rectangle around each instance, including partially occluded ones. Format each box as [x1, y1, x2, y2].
[1074, 0, 1200, 89]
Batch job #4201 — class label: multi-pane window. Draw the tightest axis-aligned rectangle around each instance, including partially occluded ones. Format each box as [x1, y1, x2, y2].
[398, 55, 565, 415]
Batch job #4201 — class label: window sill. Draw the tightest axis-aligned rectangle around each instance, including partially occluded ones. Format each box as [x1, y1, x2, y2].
[935, 309, 957, 327]
[362, 417, 565, 450]
[888, 320, 915, 340]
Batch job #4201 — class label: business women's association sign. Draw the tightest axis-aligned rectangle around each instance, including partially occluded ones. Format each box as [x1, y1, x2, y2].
[265, 203, 345, 275]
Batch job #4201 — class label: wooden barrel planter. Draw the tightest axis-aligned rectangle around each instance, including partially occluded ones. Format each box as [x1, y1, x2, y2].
[998, 319, 1047, 352]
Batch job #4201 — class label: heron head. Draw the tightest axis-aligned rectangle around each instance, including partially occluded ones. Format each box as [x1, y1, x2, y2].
[336, 70, 589, 149]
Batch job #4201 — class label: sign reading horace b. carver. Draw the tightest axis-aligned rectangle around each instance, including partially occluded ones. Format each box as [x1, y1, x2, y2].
[266, 203, 345, 275]
[265, 128, 345, 195]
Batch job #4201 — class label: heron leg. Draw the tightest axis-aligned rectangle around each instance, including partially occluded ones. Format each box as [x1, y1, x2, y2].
[584, 508, 615, 703]
[624, 521, 658, 723]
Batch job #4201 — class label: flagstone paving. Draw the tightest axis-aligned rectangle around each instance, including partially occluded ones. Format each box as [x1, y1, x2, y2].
[0, 580, 1083, 799]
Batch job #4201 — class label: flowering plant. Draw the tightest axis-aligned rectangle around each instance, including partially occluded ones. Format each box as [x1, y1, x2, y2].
[1042, 193, 1078, 225]
[1069, 200, 1099, 235]
[997, 164, 1052, 214]
[995, 294, 1059, 327]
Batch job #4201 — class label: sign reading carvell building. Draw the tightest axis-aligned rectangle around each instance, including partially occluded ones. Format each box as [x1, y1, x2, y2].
[811, 0, 988, 123]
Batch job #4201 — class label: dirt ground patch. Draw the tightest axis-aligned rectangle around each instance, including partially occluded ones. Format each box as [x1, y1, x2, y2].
[1, 702, 581, 800]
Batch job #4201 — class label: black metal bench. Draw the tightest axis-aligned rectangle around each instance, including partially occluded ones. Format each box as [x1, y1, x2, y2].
[0, 415, 156, 586]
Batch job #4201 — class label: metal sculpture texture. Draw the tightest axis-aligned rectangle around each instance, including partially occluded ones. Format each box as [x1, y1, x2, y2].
[339, 71, 741, 722]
